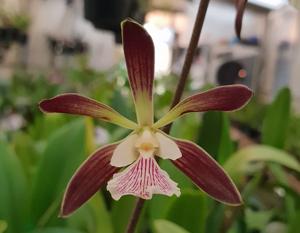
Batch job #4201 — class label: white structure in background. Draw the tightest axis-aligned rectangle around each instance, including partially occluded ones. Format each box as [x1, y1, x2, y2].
[28, 0, 116, 71]
[144, 21, 174, 75]
[260, 5, 300, 110]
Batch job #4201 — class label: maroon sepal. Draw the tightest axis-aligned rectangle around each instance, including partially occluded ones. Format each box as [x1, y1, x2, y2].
[173, 139, 242, 205]
[122, 19, 154, 101]
[60, 143, 119, 217]
[179, 84, 253, 113]
[39, 94, 115, 120]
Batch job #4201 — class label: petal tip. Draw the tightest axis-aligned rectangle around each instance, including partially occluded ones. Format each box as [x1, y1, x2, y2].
[121, 18, 144, 31]
[236, 84, 254, 107]
[173, 139, 243, 207]
[39, 99, 50, 113]
[59, 194, 73, 218]
[58, 210, 67, 218]
[226, 197, 244, 206]
[224, 190, 243, 206]
[121, 18, 137, 27]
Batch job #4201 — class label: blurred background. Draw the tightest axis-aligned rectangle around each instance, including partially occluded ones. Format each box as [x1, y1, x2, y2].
[1, 0, 300, 233]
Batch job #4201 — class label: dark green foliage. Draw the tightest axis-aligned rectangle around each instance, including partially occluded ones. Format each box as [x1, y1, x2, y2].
[198, 111, 234, 164]
[262, 87, 291, 149]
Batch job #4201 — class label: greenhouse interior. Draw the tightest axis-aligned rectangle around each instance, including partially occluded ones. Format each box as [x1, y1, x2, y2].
[1, 0, 300, 233]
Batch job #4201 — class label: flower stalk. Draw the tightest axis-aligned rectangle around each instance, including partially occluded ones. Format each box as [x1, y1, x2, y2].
[126, 0, 211, 232]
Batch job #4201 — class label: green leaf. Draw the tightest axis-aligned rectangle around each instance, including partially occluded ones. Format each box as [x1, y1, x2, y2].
[12, 131, 39, 180]
[171, 114, 200, 141]
[288, 210, 300, 233]
[166, 190, 207, 233]
[149, 161, 194, 223]
[153, 219, 190, 233]
[30, 120, 86, 226]
[88, 194, 113, 233]
[67, 193, 113, 233]
[149, 195, 177, 222]
[205, 202, 225, 233]
[198, 112, 234, 164]
[262, 87, 291, 149]
[224, 145, 300, 181]
[29, 227, 83, 233]
[0, 142, 28, 233]
[111, 196, 136, 233]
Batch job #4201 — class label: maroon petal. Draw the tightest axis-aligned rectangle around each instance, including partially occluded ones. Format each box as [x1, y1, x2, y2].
[154, 85, 253, 128]
[122, 19, 154, 125]
[235, 0, 247, 39]
[60, 143, 119, 217]
[173, 139, 242, 205]
[39, 93, 137, 129]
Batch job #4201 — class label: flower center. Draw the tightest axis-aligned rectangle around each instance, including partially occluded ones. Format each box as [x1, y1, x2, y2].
[140, 142, 155, 152]
[135, 128, 158, 156]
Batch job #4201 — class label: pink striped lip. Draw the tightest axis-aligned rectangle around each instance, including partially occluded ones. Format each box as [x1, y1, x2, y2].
[107, 155, 180, 200]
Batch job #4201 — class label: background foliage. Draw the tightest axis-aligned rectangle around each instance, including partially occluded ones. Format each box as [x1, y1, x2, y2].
[0, 63, 300, 233]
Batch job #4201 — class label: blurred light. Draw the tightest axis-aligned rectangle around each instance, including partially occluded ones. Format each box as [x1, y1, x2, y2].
[117, 76, 126, 86]
[274, 187, 286, 197]
[156, 84, 166, 95]
[144, 21, 173, 75]
[238, 69, 247, 78]
[249, 0, 288, 9]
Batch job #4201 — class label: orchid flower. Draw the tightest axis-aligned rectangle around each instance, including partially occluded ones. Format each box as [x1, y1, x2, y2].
[39, 19, 253, 217]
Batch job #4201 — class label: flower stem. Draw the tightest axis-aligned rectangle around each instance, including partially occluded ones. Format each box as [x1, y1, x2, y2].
[125, 198, 145, 233]
[125, 1, 211, 232]
[163, 0, 211, 134]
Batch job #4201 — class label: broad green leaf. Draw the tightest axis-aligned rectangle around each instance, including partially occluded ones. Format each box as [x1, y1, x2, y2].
[30, 120, 86, 226]
[12, 131, 39, 181]
[0, 142, 28, 233]
[171, 114, 200, 141]
[205, 202, 225, 233]
[29, 227, 83, 233]
[67, 192, 113, 233]
[29, 115, 71, 141]
[88, 194, 113, 233]
[286, 116, 300, 159]
[67, 205, 95, 233]
[149, 195, 177, 222]
[224, 145, 300, 181]
[197, 112, 234, 164]
[111, 196, 136, 233]
[166, 190, 207, 233]
[262, 87, 291, 149]
[153, 219, 190, 233]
